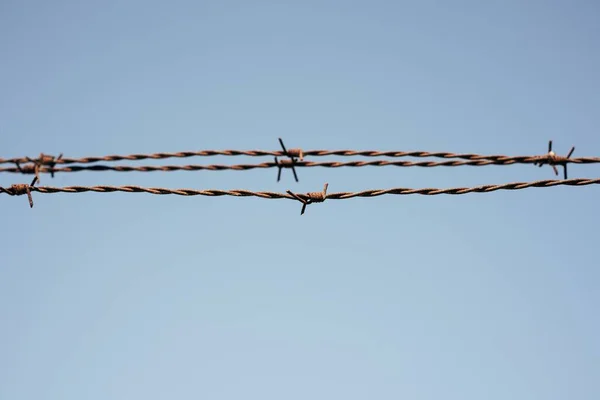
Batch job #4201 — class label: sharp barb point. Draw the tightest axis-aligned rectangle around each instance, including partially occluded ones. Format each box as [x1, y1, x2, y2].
[278, 138, 288, 155]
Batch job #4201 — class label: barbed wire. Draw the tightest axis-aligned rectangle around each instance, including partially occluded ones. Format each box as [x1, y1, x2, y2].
[3, 178, 599, 213]
[0, 151, 280, 165]
[0, 158, 595, 173]
[1, 139, 596, 182]
[3, 158, 594, 183]
[2, 140, 597, 166]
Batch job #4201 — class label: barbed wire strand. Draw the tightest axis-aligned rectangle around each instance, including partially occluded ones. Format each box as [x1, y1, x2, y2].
[1, 157, 599, 176]
[2, 145, 597, 165]
[3, 178, 599, 211]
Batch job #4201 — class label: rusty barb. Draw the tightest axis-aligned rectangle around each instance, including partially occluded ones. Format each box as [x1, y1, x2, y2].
[287, 183, 328, 215]
[274, 138, 303, 182]
[15, 153, 63, 183]
[533, 140, 575, 179]
[8, 177, 38, 208]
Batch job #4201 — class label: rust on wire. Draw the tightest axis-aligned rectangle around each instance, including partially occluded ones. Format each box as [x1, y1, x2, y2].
[287, 183, 328, 215]
[274, 138, 302, 182]
[3, 156, 600, 176]
[14, 153, 62, 183]
[1, 179, 598, 211]
[533, 140, 575, 179]
[7, 177, 38, 208]
[1, 150, 282, 165]
[3, 145, 599, 166]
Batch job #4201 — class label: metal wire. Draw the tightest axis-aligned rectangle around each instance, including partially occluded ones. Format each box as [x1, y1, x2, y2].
[0, 151, 278, 165]
[2, 178, 598, 200]
[1, 157, 599, 176]
[2, 150, 599, 165]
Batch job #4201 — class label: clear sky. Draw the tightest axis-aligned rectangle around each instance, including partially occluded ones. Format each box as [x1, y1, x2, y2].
[1, 1, 599, 399]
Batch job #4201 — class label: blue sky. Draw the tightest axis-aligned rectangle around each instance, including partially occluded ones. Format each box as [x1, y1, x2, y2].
[1, 1, 599, 399]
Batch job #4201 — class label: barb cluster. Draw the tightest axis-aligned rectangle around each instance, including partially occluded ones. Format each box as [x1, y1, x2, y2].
[2, 138, 598, 213]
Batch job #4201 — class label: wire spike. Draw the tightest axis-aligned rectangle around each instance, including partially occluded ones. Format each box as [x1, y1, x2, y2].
[275, 138, 301, 183]
[278, 138, 288, 155]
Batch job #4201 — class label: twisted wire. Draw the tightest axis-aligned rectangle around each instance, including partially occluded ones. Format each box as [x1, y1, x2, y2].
[2, 150, 599, 165]
[1, 157, 599, 176]
[0, 150, 281, 165]
[2, 178, 599, 201]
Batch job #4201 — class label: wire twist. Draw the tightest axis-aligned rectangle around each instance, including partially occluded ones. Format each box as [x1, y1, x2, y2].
[6, 177, 38, 207]
[2, 157, 599, 176]
[3, 144, 598, 165]
[2, 179, 598, 211]
[287, 183, 328, 215]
